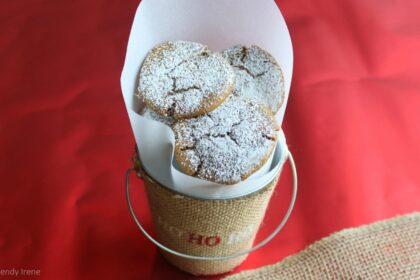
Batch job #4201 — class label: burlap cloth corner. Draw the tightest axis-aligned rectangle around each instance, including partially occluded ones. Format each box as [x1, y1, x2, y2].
[224, 212, 420, 280]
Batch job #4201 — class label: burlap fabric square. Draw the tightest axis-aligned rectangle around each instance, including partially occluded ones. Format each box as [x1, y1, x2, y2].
[224, 212, 420, 279]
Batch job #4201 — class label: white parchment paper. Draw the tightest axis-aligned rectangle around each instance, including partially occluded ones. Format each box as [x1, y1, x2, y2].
[121, 0, 293, 199]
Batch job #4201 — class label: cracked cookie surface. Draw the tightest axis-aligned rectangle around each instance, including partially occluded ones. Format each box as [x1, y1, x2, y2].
[174, 97, 279, 184]
[222, 45, 285, 114]
[138, 41, 235, 119]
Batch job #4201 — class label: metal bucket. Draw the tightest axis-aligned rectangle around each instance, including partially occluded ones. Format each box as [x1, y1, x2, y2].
[126, 146, 297, 275]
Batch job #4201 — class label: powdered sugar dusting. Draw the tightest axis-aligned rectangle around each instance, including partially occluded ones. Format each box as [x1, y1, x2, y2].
[142, 107, 174, 127]
[222, 45, 285, 114]
[174, 97, 279, 184]
[138, 41, 234, 119]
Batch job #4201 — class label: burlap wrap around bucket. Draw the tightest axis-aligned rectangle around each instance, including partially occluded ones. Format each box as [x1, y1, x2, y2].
[126, 150, 297, 276]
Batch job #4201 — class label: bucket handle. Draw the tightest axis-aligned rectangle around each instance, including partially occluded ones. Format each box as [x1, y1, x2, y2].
[126, 151, 297, 261]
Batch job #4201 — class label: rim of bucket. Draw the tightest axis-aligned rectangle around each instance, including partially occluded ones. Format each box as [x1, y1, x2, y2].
[133, 131, 288, 201]
[133, 157, 283, 201]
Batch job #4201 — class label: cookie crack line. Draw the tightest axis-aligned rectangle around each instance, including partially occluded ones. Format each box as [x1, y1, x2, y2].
[226, 131, 240, 146]
[180, 144, 196, 151]
[167, 49, 208, 74]
[206, 118, 243, 143]
[168, 84, 201, 96]
[192, 160, 203, 177]
[231, 121, 242, 128]
[174, 85, 201, 93]
[240, 46, 248, 63]
[167, 100, 176, 116]
[165, 48, 208, 96]
[167, 75, 201, 96]
[262, 133, 276, 141]
[231, 46, 273, 78]
[205, 119, 243, 141]
[168, 58, 190, 74]
[186, 124, 244, 149]
[232, 65, 268, 79]
[164, 77, 202, 116]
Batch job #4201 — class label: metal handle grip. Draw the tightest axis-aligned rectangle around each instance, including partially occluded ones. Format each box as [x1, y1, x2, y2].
[126, 151, 297, 261]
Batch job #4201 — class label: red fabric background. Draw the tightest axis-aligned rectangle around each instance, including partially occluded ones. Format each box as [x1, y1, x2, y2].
[1, 0, 419, 279]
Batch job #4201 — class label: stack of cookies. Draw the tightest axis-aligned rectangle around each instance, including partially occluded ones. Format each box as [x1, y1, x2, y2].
[136, 41, 285, 184]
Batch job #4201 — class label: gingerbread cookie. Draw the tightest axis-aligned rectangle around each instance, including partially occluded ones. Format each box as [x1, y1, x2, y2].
[138, 40, 235, 119]
[222, 45, 285, 114]
[173, 97, 279, 184]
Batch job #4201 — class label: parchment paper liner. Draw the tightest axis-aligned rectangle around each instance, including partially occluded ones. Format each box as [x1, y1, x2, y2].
[121, 0, 293, 199]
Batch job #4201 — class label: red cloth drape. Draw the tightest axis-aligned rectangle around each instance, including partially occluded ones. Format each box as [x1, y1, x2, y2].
[0, 0, 419, 279]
